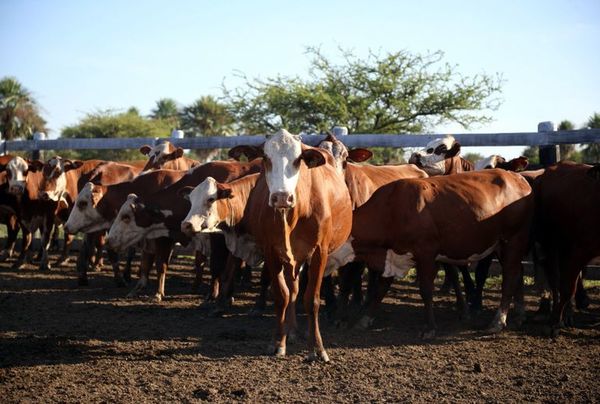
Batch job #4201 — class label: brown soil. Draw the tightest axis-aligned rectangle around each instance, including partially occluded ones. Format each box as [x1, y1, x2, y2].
[1, 253, 599, 403]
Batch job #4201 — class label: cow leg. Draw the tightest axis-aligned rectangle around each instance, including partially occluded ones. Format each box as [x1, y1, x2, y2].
[191, 251, 207, 294]
[123, 247, 135, 284]
[268, 258, 289, 357]
[106, 248, 126, 287]
[0, 215, 19, 261]
[205, 234, 228, 302]
[336, 261, 364, 326]
[417, 260, 438, 339]
[55, 231, 74, 267]
[446, 263, 469, 320]
[321, 275, 337, 322]
[284, 263, 300, 343]
[250, 266, 270, 316]
[127, 251, 154, 297]
[439, 264, 454, 294]
[487, 240, 527, 333]
[49, 222, 60, 252]
[153, 239, 173, 302]
[357, 274, 393, 330]
[91, 232, 106, 272]
[212, 253, 241, 316]
[37, 216, 54, 271]
[240, 261, 253, 290]
[575, 270, 589, 311]
[304, 247, 329, 362]
[472, 254, 494, 311]
[364, 268, 380, 307]
[76, 233, 93, 285]
[550, 254, 585, 336]
[12, 227, 32, 270]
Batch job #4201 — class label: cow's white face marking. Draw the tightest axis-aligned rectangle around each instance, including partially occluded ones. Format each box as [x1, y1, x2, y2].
[474, 155, 501, 171]
[7, 156, 28, 195]
[410, 136, 457, 176]
[64, 182, 107, 234]
[325, 237, 356, 276]
[182, 177, 221, 234]
[263, 129, 303, 208]
[382, 251, 414, 278]
[107, 195, 144, 250]
[41, 157, 67, 201]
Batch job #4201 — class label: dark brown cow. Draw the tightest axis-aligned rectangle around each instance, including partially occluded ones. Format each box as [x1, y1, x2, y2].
[533, 162, 600, 335]
[106, 159, 262, 301]
[139, 141, 200, 172]
[328, 169, 534, 336]
[0, 155, 20, 260]
[226, 129, 353, 362]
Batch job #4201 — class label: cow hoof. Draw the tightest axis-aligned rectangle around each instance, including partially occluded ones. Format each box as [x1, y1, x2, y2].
[355, 315, 374, 330]
[274, 346, 286, 357]
[0, 252, 10, 262]
[92, 264, 103, 272]
[210, 306, 226, 317]
[126, 291, 138, 299]
[306, 350, 330, 363]
[420, 328, 436, 340]
[11, 262, 25, 270]
[39, 264, 51, 272]
[153, 294, 163, 303]
[485, 322, 505, 334]
[55, 256, 70, 267]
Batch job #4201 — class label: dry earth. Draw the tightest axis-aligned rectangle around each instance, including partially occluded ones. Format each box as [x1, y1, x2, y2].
[1, 252, 599, 403]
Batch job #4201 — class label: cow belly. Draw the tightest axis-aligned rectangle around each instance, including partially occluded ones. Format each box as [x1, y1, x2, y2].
[325, 237, 356, 276]
[382, 250, 414, 278]
[223, 231, 264, 267]
[436, 242, 498, 266]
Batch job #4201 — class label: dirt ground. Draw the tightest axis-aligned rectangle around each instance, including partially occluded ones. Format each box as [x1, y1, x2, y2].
[1, 252, 599, 403]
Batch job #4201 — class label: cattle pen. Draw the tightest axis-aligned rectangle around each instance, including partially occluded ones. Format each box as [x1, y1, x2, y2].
[1, 122, 599, 402]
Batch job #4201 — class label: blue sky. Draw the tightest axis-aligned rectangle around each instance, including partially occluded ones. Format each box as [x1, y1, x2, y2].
[1, 0, 599, 158]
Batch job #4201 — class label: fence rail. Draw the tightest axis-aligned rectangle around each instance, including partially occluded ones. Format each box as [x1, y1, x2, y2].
[1, 128, 599, 153]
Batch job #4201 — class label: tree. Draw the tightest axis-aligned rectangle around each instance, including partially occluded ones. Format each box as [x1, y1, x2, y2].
[180, 96, 236, 161]
[150, 98, 180, 128]
[61, 109, 172, 161]
[557, 120, 579, 161]
[0, 76, 47, 140]
[582, 112, 600, 163]
[223, 47, 503, 135]
[462, 152, 484, 163]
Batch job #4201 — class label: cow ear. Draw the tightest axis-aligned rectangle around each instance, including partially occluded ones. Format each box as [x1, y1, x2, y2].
[510, 156, 529, 172]
[177, 186, 194, 201]
[348, 148, 373, 163]
[139, 145, 152, 155]
[64, 160, 84, 172]
[587, 165, 600, 180]
[27, 160, 44, 172]
[166, 147, 184, 160]
[446, 142, 461, 158]
[216, 183, 233, 199]
[228, 145, 264, 161]
[300, 149, 326, 169]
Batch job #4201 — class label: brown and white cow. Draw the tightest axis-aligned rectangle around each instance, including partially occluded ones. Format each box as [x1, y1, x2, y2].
[533, 162, 600, 335]
[64, 169, 187, 286]
[139, 141, 200, 172]
[227, 129, 353, 362]
[328, 169, 534, 337]
[105, 159, 262, 301]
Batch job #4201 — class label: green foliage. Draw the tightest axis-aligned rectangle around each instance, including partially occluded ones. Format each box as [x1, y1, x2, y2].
[224, 47, 503, 136]
[557, 119, 579, 161]
[150, 98, 180, 129]
[462, 152, 484, 163]
[582, 112, 600, 163]
[61, 109, 172, 161]
[0, 76, 47, 140]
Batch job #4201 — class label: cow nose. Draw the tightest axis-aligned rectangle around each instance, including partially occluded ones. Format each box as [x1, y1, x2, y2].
[40, 192, 50, 201]
[409, 153, 421, 166]
[9, 185, 23, 194]
[270, 192, 295, 208]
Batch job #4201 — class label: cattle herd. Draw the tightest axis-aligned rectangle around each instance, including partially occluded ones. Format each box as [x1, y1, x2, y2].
[0, 130, 598, 363]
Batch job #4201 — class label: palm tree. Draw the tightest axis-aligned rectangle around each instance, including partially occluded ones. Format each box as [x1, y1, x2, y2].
[582, 112, 600, 163]
[0, 77, 47, 140]
[179, 96, 234, 136]
[557, 120, 577, 160]
[150, 98, 179, 128]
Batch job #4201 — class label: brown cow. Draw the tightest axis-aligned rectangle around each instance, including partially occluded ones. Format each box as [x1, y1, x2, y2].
[227, 129, 353, 362]
[0, 155, 21, 260]
[328, 169, 534, 337]
[533, 162, 600, 335]
[139, 141, 200, 172]
[106, 159, 262, 301]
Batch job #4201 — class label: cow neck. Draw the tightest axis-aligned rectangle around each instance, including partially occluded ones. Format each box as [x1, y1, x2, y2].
[219, 174, 259, 228]
[445, 156, 474, 174]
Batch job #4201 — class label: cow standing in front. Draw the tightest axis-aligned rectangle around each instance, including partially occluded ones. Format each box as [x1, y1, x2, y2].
[229, 130, 353, 361]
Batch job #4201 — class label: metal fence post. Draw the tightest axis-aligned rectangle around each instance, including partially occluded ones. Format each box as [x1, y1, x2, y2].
[538, 121, 559, 166]
[32, 132, 46, 161]
[332, 126, 348, 137]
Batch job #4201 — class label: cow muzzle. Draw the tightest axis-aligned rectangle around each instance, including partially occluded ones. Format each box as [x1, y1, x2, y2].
[180, 221, 196, 236]
[9, 184, 25, 195]
[408, 153, 422, 167]
[270, 192, 295, 209]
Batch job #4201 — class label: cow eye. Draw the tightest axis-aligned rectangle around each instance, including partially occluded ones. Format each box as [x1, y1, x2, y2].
[121, 214, 130, 223]
[77, 201, 88, 209]
[426, 148, 434, 154]
[207, 197, 215, 204]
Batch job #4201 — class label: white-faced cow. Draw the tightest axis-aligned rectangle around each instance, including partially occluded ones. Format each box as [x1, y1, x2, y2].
[226, 129, 353, 362]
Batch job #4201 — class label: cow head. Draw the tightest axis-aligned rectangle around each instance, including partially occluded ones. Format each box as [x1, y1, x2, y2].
[106, 194, 171, 250]
[39, 156, 83, 201]
[180, 177, 233, 235]
[5, 156, 43, 196]
[229, 129, 326, 209]
[317, 133, 372, 175]
[475, 155, 529, 172]
[408, 136, 461, 176]
[63, 182, 106, 234]
[139, 141, 184, 171]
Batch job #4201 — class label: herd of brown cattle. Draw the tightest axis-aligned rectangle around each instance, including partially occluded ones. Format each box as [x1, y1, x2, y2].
[0, 131, 598, 362]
